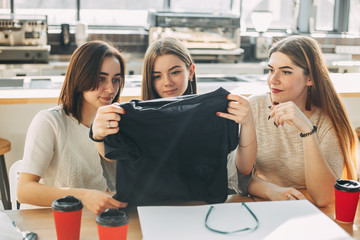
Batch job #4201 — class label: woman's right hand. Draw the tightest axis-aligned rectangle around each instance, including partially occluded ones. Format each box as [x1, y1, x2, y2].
[18, 173, 127, 215]
[92, 103, 126, 141]
[81, 189, 128, 215]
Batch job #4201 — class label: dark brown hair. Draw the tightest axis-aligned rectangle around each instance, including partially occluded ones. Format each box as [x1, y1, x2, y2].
[59, 40, 126, 123]
[269, 35, 358, 179]
[141, 37, 197, 100]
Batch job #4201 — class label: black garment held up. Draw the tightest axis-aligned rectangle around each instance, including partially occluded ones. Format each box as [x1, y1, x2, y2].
[104, 87, 239, 206]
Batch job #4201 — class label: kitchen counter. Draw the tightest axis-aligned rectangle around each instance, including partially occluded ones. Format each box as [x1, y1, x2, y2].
[1, 73, 360, 105]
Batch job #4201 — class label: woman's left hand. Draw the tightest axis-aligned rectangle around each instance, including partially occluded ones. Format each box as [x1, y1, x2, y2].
[269, 101, 313, 133]
[267, 186, 306, 201]
[217, 94, 253, 125]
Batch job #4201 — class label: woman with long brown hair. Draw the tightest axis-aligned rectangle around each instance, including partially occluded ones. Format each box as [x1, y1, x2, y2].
[244, 35, 358, 207]
[18, 40, 127, 214]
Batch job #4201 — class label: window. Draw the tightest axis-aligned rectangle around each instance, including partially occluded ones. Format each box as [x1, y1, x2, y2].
[80, 0, 163, 27]
[298, 0, 343, 33]
[13, 0, 77, 25]
[241, 0, 292, 31]
[315, 0, 335, 31]
[5, 0, 163, 26]
[2, 0, 240, 27]
[1, 0, 357, 34]
[171, 0, 237, 13]
[348, 0, 360, 34]
[0, 0, 10, 14]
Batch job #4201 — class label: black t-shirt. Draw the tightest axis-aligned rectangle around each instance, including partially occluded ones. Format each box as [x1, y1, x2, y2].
[104, 87, 239, 205]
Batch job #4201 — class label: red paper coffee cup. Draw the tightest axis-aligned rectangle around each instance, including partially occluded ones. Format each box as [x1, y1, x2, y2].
[52, 196, 83, 240]
[334, 179, 360, 223]
[96, 209, 129, 240]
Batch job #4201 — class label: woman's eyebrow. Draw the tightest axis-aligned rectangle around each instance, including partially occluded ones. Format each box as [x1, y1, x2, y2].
[268, 64, 293, 70]
[169, 65, 182, 71]
[279, 66, 293, 70]
[99, 72, 121, 76]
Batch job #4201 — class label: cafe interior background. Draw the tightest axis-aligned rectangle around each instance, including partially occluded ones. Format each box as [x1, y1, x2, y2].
[1, 0, 360, 190]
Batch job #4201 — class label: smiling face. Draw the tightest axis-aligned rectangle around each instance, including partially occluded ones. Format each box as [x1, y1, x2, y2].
[267, 51, 312, 108]
[82, 56, 122, 113]
[152, 54, 195, 98]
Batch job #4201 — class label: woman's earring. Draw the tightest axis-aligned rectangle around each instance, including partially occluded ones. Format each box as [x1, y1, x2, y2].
[305, 86, 312, 111]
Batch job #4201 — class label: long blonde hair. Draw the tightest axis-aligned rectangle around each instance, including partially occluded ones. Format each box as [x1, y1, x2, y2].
[141, 37, 197, 100]
[269, 35, 358, 180]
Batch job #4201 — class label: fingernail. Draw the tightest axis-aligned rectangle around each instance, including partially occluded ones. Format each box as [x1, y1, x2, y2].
[274, 122, 278, 128]
[226, 94, 230, 99]
[123, 110, 126, 114]
[268, 106, 272, 109]
[267, 115, 271, 120]
[216, 112, 220, 116]
[274, 102, 279, 105]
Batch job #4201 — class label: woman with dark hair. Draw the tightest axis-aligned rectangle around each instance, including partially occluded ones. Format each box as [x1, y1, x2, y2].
[18, 40, 127, 214]
[243, 35, 358, 207]
[91, 37, 256, 204]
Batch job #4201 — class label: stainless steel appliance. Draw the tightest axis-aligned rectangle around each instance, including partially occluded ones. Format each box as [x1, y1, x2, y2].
[0, 14, 50, 63]
[147, 10, 243, 63]
[251, 11, 273, 60]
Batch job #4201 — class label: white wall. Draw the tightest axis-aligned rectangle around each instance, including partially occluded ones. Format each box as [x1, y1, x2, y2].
[343, 98, 360, 128]
[0, 103, 56, 173]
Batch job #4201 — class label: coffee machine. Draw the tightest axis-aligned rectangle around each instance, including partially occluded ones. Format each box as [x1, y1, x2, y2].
[0, 14, 50, 63]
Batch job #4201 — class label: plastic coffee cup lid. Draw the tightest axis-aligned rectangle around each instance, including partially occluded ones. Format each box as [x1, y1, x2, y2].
[96, 209, 129, 227]
[334, 179, 360, 193]
[52, 196, 83, 212]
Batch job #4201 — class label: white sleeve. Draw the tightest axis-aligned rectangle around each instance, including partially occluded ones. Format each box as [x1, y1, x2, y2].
[21, 110, 59, 177]
[227, 148, 253, 195]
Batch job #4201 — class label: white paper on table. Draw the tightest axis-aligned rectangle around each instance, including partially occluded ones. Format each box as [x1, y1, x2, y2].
[138, 200, 354, 240]
[0, 209, 23, 240]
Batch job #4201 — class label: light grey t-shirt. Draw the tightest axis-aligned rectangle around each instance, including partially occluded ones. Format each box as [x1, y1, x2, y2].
[249, 93, 344, 188]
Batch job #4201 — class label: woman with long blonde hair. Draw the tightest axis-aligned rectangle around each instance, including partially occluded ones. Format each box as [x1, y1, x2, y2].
[141, 37, 197, 100]
[244, 35, 358, 207]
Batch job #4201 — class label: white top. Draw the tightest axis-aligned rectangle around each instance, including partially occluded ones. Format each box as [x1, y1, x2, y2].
[21, 106, 109, 191]
[249, 94, 344, 188]
[227, 130, 253, 195]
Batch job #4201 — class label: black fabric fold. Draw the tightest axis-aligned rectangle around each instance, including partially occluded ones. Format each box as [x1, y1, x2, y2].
[104, 87, 239, 205]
